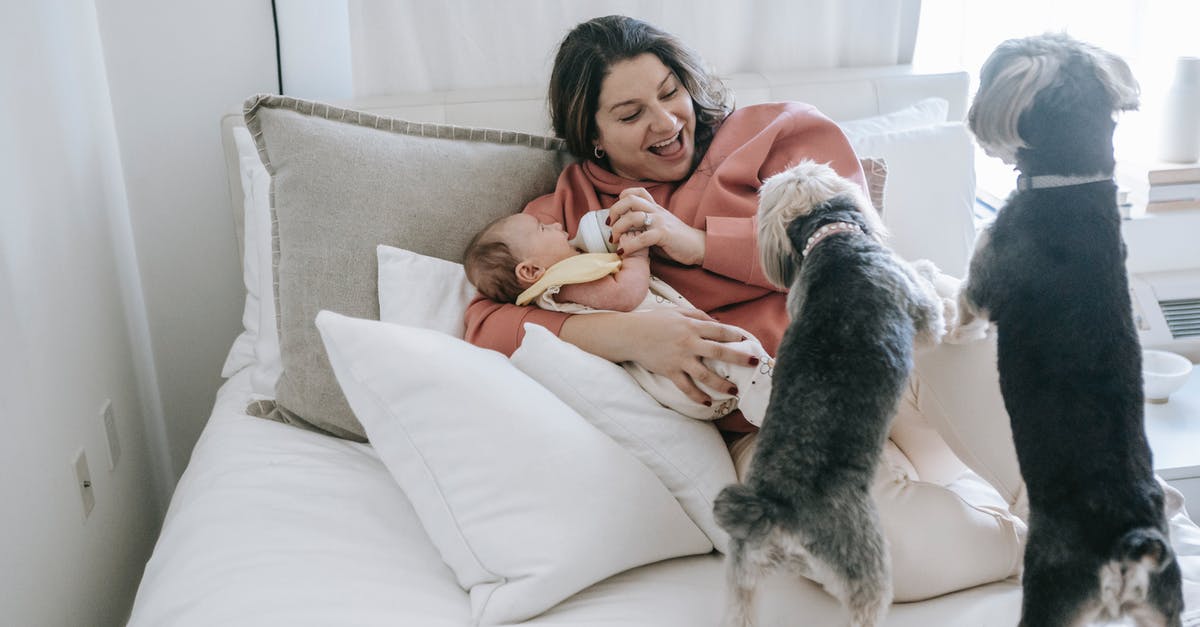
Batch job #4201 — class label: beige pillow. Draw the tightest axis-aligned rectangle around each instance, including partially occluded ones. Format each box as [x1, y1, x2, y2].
[244, 95, 573, 439]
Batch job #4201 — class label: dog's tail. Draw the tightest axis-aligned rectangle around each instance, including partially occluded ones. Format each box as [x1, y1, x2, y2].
[1099, 526, 1175, 617]
[713, 483, 781, 543]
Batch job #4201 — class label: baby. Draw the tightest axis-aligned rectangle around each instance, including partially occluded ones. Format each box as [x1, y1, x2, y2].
[464, 212, 773, 425]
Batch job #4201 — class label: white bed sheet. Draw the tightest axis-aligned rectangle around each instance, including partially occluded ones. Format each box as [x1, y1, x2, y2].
[130, 368, 1200, 626]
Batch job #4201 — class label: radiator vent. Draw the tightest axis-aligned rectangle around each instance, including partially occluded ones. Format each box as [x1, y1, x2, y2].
[1161, 298, 1200, 339]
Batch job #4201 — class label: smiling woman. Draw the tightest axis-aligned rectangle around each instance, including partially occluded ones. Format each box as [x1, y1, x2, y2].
[465, 15, 869, 424]
[546, 16, 732, 176]
[592, 55, 697, 183]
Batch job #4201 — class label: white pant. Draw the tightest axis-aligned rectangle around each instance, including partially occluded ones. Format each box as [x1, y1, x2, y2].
[731, 336, 1200, 602]
[730, 367, 1027, 602]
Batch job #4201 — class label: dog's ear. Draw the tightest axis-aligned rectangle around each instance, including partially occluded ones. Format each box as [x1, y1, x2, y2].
[757, 168, 804, 289]
[784, 215, 810, 255]
[1092, 47, 1139, 111]
[1031, 42, 1139, 119]
[969, 41, 1064, 163]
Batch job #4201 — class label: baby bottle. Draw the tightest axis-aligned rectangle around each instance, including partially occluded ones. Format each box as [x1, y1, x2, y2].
[569, 209, 618, 254]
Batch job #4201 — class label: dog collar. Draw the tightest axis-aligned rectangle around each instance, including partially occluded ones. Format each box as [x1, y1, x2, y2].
[1016, 172, 1113, 190]
[801, 221, 863, 258]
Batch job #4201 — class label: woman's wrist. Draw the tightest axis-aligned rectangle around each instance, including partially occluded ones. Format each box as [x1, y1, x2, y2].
[672, 224, 707, 266]
[558, 312, 632, 362]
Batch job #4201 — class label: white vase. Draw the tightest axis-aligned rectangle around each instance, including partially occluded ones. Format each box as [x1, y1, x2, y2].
[1158, 56, 1200, 163]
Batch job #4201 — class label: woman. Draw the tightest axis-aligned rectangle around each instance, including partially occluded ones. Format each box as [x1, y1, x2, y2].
[465, 14, 865, 439]
[464, 15, 1027, 601]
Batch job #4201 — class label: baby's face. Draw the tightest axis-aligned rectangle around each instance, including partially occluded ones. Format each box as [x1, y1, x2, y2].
[499, 214, 579, 267]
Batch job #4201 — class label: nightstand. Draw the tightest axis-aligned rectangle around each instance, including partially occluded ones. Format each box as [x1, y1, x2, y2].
[1143, 365, 1200, 510]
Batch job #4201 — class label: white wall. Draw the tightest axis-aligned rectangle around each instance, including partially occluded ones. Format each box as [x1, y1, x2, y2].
[0, 1, 276, 622]
[0, 3, 162, 624]
[94, 0, 278, 482]
[277, 0, 354, 100]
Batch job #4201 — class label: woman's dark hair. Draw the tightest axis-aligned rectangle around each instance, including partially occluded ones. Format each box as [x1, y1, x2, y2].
[548, 15, 733, 165]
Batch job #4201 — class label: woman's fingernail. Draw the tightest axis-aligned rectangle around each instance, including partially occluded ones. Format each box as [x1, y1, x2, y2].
[748, 357, 759, 366]
[605, 215, 611, 226]
[729, 386, 739, 396]
[609, 233, 613, 243]
[616, 248, 624, 256]
[703, 400, 712, 407]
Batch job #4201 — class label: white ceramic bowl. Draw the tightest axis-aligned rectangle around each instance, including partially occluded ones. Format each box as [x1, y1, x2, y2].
[1143, 349, 1193, 404]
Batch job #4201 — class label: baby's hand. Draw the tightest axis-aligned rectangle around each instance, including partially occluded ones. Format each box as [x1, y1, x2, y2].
[616, 232, 649, 257]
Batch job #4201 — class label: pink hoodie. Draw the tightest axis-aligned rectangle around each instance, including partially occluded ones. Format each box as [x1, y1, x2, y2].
[465, 102, 865, 434]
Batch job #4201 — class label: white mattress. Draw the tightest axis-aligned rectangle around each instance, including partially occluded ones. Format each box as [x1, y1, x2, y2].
[127, 368, 1058, 626]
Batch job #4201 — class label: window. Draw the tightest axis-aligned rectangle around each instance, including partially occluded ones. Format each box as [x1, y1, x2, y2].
[913, 0, 1200, 208]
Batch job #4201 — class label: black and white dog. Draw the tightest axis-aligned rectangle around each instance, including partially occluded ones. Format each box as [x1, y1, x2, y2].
[960, 33, 1183, 627]
[714, 161, 946, 627]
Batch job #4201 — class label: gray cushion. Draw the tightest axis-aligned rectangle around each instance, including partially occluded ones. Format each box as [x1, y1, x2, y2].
[244, 95, 573, 440]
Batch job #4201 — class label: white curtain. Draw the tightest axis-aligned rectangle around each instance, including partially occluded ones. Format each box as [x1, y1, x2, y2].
[348, 0, 921, 97]
[915, 0, 1200, 95]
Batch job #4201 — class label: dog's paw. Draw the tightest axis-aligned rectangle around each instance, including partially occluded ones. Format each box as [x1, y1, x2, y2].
[905, 260, 952, 349]
[941, 297, 959, 331]
[944, 288, 991, 344]
[910, 258, 940, 280]
[945, 317, 991, 344]
[911, 260, 961, 298]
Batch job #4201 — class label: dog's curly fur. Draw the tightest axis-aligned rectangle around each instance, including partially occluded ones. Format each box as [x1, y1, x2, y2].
[713, 161, 945, 627]
[961, 33, 1183, 627]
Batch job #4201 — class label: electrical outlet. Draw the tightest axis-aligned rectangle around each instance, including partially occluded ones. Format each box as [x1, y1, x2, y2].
[100, 399, 120, 471]
[73, 448, 95, 518]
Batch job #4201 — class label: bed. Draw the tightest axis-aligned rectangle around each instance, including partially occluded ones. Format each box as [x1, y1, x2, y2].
[128, 66, 1200, 626]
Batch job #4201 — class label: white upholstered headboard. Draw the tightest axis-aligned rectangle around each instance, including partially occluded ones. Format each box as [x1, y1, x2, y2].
[221, 65, 969, 265]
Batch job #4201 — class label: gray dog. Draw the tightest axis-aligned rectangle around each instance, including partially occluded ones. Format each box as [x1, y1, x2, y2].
[713, 161, 946, 627]
[960, 33, 1183, 626]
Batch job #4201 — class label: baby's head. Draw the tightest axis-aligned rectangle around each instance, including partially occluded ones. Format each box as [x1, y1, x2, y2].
[464, 213, 579, 303]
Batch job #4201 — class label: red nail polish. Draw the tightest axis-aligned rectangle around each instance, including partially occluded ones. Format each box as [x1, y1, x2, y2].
[729, 386, 739, 396]
[749, 357, 760, 366]
[605, 215, 611, 226]
[703, 400, 712, 407]
[609, 233, 613, 243]
[616, 248, 624, 256]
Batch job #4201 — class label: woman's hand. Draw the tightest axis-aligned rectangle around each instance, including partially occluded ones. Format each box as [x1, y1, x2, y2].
[607, 187, 706, 265]
[559, 308, 758, 405]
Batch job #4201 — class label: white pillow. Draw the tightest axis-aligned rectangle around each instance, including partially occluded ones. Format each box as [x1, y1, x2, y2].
[376, 244, 476, 337]
[850, 122, 977, 277]
[838, 97, 950, 144]
[510, 324, 737, 553]
[219, 129, 265, 377]
[221, 126, 282, 400]
[314, 312, 712, 625]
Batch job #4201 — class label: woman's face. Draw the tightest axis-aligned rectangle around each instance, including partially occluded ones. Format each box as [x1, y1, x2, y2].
[593, 53, 696, 183]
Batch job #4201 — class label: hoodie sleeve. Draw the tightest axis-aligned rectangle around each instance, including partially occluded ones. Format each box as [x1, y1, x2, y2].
[688, 103, 866, 289]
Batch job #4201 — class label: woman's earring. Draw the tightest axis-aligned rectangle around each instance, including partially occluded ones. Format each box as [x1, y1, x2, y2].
[593, 145, 605, 160]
